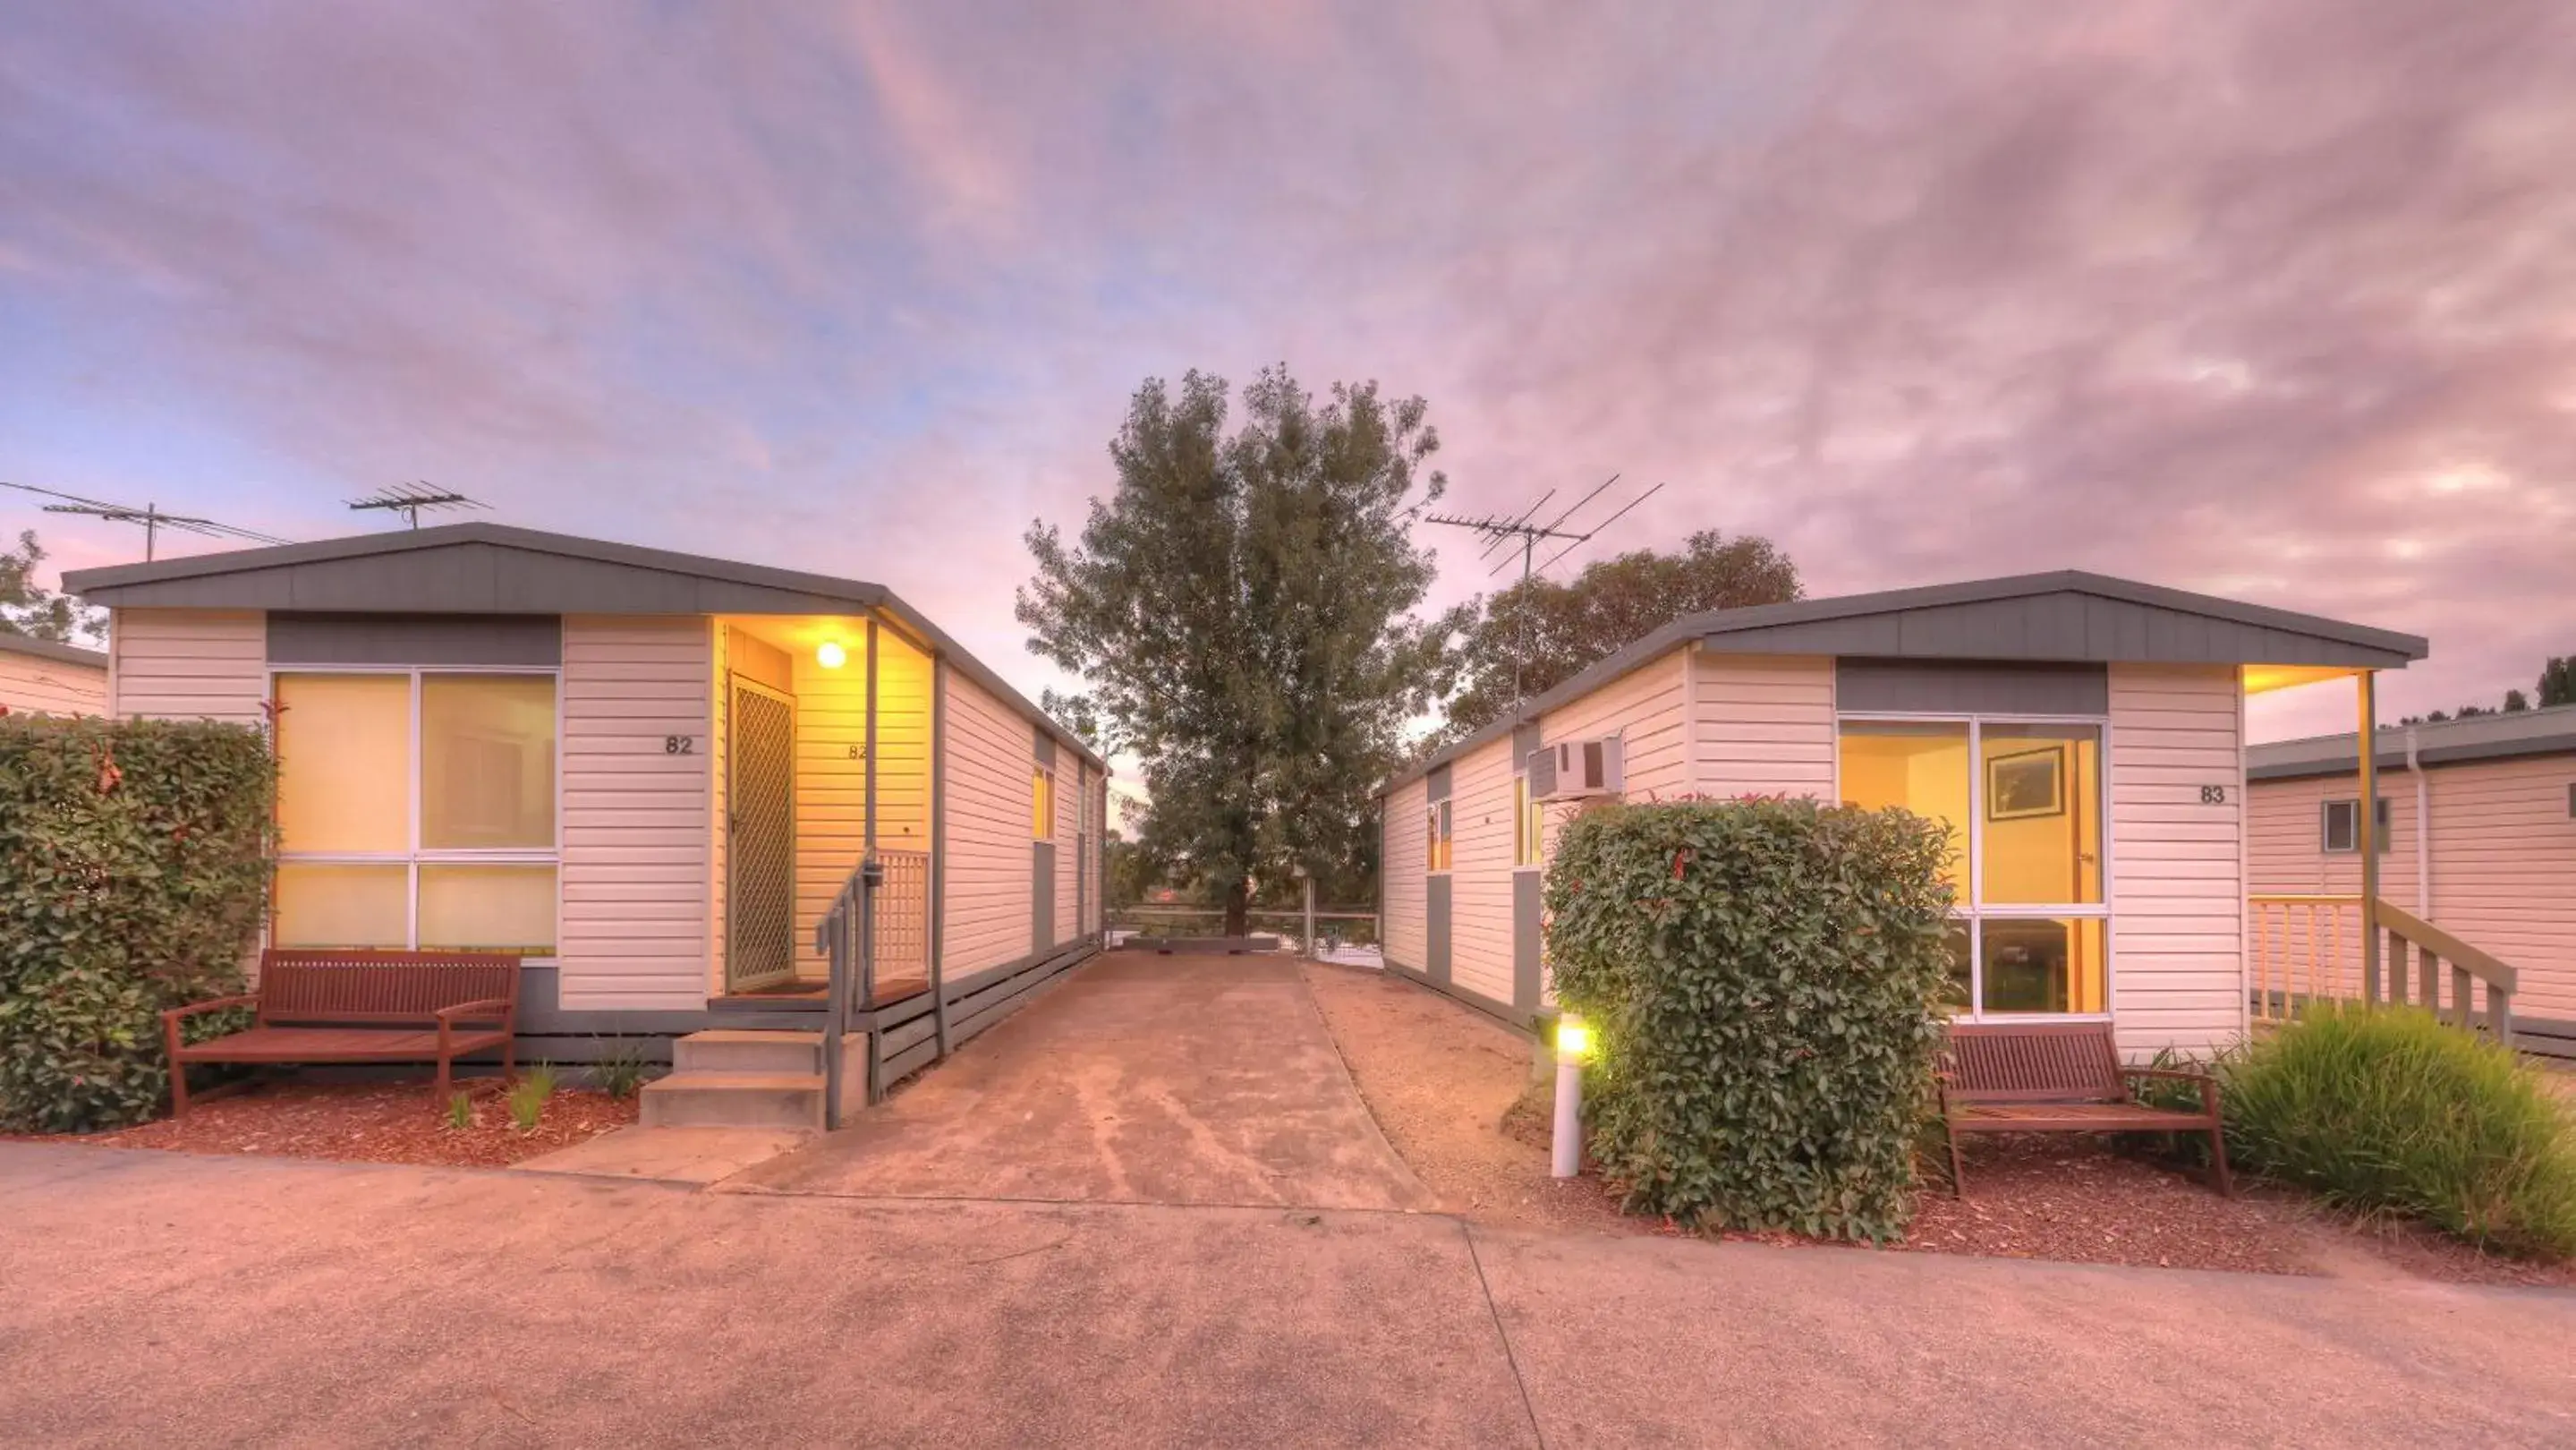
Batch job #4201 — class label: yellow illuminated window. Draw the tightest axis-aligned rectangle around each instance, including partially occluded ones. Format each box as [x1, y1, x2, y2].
[272, 864, 410, 949]
[1426, 799, 1452, 872]
[420, 865, 558, 954]
[422, 675, 557, 849]
[1837, 721, 1969, 889]
[1033, 767, 1056, 840]
[1513, 776, 1542, 868]
[276, 674, 412, 852]
[271, 670, 561, 956]
[1839, 716, 2109, 1020]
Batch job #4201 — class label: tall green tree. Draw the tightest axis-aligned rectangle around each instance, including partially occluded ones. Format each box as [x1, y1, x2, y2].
[0, 531, 100, 644]
[2541, 657, 2576, 709]
[1440, 529, 1800, 742]
[1020, 368, 1466, 935]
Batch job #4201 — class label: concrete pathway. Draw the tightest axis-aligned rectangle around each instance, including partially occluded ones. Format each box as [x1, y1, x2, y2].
[4, 1143, 2574, 1447]
[514, 1125, 812, 1185]
[725, 953, 1433, 1210]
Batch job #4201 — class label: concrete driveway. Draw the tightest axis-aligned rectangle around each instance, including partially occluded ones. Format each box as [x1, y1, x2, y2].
[726, 952, 1433, 1210]
[5, 1143, 2576, 1447]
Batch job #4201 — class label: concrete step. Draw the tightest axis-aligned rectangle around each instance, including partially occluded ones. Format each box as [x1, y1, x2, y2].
[639, 1072, 825, 1130]
[673, 1029, 822, 1076]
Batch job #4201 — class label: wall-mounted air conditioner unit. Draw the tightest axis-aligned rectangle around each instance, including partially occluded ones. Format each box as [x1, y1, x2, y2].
[1528, 738, 1623, 801]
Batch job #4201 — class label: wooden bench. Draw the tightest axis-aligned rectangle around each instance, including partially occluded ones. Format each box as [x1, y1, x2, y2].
[162, 950, 521, 1116]
[1936, 1020, 2232, 1198]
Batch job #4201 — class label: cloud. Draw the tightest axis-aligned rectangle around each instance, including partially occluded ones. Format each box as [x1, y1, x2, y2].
[3, 1, 2569, 739]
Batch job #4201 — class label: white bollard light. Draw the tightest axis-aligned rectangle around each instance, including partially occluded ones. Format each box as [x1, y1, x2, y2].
[1552, 1014, 1590, 1179]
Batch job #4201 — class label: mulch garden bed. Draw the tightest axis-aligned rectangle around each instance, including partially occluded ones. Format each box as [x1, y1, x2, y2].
[1305, 962, 2576, 1284]
[20, 1079, 639, 1170]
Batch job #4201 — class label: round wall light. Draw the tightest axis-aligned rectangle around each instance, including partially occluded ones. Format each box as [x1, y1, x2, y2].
[816, 641, 848, 669]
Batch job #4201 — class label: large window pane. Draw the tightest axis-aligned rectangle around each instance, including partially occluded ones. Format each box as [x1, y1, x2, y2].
[276, 675, 411, 852]
[422, 675, 557, 849]
[419, 865, 557, 954]
[1838, 721, 1970, 889]
[273, 864, 409, 948]
[1979, 724, 2102, 905]
[1979, 917, 2107, 1013]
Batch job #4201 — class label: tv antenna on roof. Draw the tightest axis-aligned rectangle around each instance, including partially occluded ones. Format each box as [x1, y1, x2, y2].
[1, 481, 295, 562]
[348, 481, 487, 529]
[1424, 473, 1666, 704]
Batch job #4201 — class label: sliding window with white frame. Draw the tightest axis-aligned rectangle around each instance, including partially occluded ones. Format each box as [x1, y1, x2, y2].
[1836, 714, 2109, 1018]
[269, 668, 561, 955]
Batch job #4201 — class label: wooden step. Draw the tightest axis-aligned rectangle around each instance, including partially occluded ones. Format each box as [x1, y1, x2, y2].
[673, 1029, 822, 1076]
[639, 1072, 824, 1130]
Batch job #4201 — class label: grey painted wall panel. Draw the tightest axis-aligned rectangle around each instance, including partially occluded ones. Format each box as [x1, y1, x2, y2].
[268, 612, 562, 667]
[1834, 659, 2109, 716]
[1511, 721, 1543, 770]
[1513, 871, 1542, 1010]
[1032, 841, 1055, 952]
[1426, 875, 1451, 986]
[1034, 733, 1055, 768]
[1425, 763, 1452, 803]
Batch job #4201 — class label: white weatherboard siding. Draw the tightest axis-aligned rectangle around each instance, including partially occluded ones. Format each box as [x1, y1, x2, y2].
[1054, 759, 1080, 948]
[2251, 756, 2576, 1022]
[941, 668, 1035, 975]
[1535, 647, 1689, 861]
[0, 651, 107, 716]
[2107, 663, 2247, 1056]
[1448, 733, 1518, 1007]
[109, 609, 266, 723]
[788, 629, 933, 977]
[1692, 652, 1835, 798]
[558, 616, 711, 1011]
[1383, 777, 1427, 969]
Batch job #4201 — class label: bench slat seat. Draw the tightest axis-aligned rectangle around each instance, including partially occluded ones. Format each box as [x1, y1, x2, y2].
[162, 950, 520, 1116]
[1936, 1020, 2231, 1197]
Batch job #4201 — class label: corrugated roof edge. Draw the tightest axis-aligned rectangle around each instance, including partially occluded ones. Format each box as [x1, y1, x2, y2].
[0, 633, 108, 669]
[2249, 702, 2576, 780]
[1378, 569, 2430, 797]
[61, 523, 1105, 772]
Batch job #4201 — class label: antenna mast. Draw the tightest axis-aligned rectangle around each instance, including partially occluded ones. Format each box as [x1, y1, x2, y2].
[348, 481, 487, 529]
[2, 482, 294, 561]
[1424, 474, 1666, 706]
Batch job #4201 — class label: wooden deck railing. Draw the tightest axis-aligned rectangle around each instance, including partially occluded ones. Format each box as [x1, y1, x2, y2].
[2249, 894, 2516, 1044]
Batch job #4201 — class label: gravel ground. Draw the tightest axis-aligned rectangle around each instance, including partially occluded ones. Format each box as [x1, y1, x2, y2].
[1299, 961, 1639, 1233]
[1301, 961, 2576, 1284]
[19, 1079, 639, 1168]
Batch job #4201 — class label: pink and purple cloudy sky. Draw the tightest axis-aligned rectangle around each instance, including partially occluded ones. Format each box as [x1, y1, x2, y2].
[4, 2, 2570, 743]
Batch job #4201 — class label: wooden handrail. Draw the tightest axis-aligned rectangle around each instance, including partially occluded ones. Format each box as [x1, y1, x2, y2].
[2371, 900, 2517, 994]
[2243, 893, 2515, 1045]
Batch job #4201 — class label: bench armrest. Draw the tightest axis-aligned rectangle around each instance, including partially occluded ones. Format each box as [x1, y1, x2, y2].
[160, 994, 259, 1028]
[435, 998, 515, 1027]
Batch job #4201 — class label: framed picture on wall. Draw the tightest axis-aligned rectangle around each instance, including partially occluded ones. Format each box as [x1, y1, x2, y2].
[1986, 745, 2066, 821]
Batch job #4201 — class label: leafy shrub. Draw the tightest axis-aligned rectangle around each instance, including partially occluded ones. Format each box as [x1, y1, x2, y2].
[588, 1039, 654, 1099]
[0, 716, 275, 1132]
[507, 1063, 557, 1131]
[1546, 797, 1955, 1241]
[2225, 1006, 2576, 1258]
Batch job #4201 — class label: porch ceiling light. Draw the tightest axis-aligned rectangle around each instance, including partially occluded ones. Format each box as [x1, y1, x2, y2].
[816, 640, 848, 669]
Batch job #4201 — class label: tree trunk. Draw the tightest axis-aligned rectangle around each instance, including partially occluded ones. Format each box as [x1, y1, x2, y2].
[1222, 876, 1249, 939]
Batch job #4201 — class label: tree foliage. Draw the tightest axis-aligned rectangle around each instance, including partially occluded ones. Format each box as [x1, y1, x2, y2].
[2543, 657, 2576, 709]
[1441, 530, 1799, 742]
[0, 531, 102, 645]
[1019, 368, 1466, 934]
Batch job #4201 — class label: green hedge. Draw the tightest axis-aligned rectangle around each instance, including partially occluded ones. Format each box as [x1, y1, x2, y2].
[1545, 797, 1954, 1241]
[0, 715, 275, 1131]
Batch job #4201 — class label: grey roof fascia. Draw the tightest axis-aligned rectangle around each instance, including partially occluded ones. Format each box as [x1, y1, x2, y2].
[63, 524, 1103, 771]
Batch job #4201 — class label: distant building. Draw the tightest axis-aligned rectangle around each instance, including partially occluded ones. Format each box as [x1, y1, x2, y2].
[0, 633, 108, 716]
